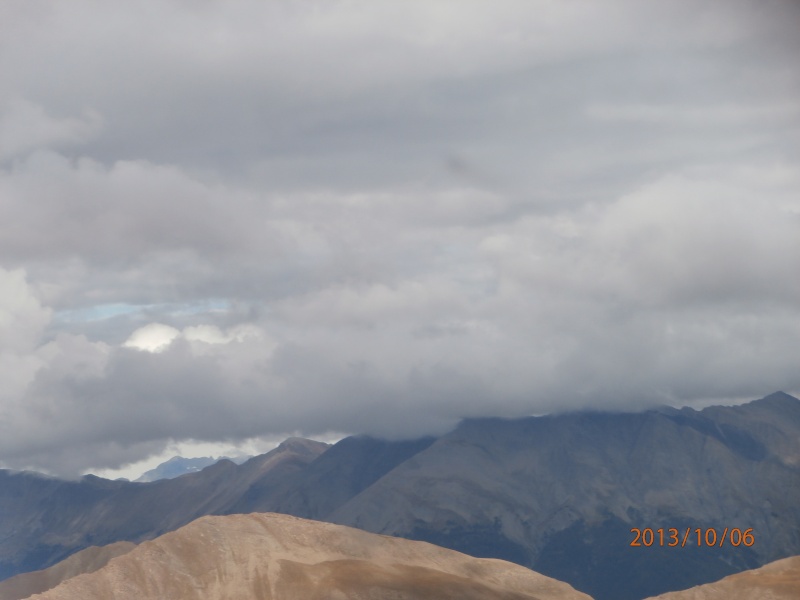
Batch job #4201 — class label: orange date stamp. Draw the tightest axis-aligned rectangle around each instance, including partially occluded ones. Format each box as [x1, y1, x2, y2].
[630, 527, 754, 548]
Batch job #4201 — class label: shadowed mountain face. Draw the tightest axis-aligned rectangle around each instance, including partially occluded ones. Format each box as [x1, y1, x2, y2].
[0, 438, 330, 580]
[227, 435, 437, 517]
[328, 392, 800, 600]
[21, 513, 592, 600]
[1, 393, 798, 600]
[642, 555, 800, 600]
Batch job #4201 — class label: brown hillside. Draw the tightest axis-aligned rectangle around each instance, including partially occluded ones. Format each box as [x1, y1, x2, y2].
[0, 542, 135, 600]
[26, 513, 591, 600]
[643, 555, 800, 600]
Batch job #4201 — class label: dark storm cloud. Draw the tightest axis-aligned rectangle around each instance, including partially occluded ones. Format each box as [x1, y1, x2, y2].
[0, 0, 799, 476]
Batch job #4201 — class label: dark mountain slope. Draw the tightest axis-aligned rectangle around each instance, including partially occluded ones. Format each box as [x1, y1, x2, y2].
[327, 393, 800, 600]
[0, 438, 329, 580]
[226, 435, 436, 518]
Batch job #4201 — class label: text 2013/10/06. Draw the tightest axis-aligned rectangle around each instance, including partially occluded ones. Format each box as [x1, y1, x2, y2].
[630, 527, 755, 548]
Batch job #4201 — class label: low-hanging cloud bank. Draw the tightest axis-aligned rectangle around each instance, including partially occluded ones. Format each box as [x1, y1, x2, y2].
[0, 0, 799, 476]
[2, 163, 799, 476]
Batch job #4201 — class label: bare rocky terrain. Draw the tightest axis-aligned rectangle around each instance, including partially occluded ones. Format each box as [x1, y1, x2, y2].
[0, 542, 134, 600]
[643, 555, 800, 600]
[21, 513, 592, 600]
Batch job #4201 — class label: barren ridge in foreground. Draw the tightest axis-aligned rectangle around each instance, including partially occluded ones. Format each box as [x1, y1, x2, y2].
[25, 513, 591, 600]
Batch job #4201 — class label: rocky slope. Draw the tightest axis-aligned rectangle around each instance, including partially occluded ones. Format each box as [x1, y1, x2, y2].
[0, 542, 135, 600]
[24, 513, 592, 600]
[643, 555, 800, 600]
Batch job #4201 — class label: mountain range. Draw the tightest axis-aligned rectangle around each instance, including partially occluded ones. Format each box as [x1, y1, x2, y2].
[1, 391, 798, 600]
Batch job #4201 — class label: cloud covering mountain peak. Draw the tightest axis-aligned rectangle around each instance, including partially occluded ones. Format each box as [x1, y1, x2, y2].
[1, 0, 799, 476]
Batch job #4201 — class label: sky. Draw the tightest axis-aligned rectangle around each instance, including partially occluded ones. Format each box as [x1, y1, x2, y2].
[1, 0, 799, 478]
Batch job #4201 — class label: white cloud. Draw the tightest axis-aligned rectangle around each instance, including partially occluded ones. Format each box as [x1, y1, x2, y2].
[0, 268, 51, 353]
[124, 322, 268, 355]
[123, 323, 180, 353]
[0, 99, 102, 160]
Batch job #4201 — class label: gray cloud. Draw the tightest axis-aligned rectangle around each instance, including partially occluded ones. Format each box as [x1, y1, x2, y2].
[0, 0, 799, 476]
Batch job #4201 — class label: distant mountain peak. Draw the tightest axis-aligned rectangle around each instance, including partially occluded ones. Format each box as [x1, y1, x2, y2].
[760, 390, 800, 404]
[735, 391, 800, 417]
[134, 455, 250, 483]
[275, 436, 332, 456]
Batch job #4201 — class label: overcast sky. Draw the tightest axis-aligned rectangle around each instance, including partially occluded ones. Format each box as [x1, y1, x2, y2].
[1, 0, 799, 478]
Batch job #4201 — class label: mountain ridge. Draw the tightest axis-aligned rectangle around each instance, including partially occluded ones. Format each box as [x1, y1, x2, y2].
[1, 392, 798, 600]
[21, 513, 592, 600]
